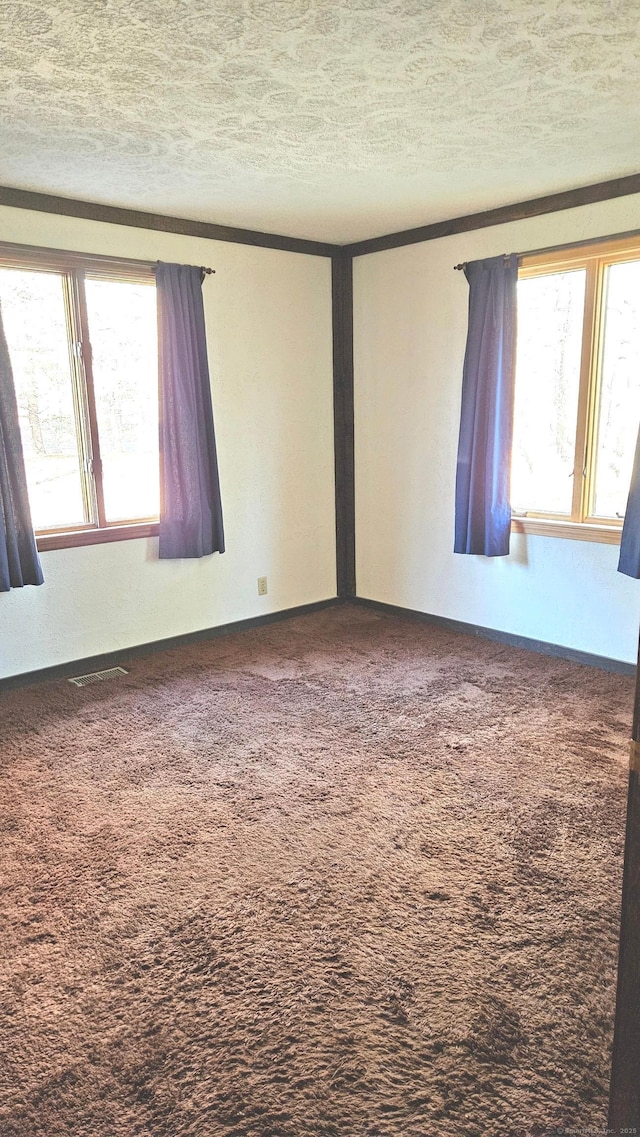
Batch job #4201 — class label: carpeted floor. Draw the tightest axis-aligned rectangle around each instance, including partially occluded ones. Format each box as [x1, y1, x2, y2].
[0, 604, 632, 1136]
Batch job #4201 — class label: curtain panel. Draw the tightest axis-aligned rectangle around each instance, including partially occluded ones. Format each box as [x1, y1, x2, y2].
[454, 254, 518, 557]
[156, 262, 225, 560]
[618, 425, 640, 578]
[0, 306, 43, 592]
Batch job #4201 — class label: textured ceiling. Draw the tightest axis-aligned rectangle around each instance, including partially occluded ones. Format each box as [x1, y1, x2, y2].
[3, 0, 640, 243]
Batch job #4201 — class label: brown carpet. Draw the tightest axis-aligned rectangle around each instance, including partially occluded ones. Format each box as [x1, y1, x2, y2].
[0, 604, 632, 1136]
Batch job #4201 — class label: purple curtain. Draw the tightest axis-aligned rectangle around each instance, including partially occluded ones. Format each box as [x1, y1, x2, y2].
[156, 263, 225, 560]
[618, 424, 640, 577]
[0, 306, 43, 592]
[454, 254, 518, 556]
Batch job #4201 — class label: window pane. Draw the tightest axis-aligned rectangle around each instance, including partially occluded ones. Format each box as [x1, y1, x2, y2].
[0, 268, 86, 531]
[511, 269, 586, 515]
[85, 278, 159, 523]
[592, 260, 640, 520]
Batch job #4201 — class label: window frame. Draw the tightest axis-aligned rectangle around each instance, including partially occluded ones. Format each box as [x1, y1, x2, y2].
[511, 234, 640, 545]
[0, 241, 160, 551]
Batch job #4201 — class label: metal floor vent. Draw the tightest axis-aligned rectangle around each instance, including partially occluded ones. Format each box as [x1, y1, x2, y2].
[68, 666, 129, 688]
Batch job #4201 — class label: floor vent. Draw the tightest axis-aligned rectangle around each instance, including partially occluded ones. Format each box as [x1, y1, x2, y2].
[68, 666, 129, 688]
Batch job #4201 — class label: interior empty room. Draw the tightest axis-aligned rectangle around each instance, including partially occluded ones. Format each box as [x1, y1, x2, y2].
[2, 3, 640, 1135]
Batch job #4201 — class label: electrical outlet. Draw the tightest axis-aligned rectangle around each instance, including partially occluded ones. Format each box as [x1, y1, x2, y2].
[257, 576, 268, 596]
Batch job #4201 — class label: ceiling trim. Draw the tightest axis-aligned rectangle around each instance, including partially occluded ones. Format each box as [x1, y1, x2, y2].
[2, 173, 640, 260]
[0, 185, 339, 258]
[344, 172, 640, 257]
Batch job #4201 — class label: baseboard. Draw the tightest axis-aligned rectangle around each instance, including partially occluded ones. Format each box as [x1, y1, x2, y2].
[4, 594, 633, 691]
[0, 597, 342, 692]
[352, 596, 636, 676]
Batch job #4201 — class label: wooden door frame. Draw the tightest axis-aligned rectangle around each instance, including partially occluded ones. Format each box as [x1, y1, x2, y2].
[608, 635, 640, 1129]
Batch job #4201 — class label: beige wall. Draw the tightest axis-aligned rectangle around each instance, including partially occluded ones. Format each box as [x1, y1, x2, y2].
[0, 206, 336, 678]
[6, 190, 640, 677]
[354, 193, 640, 664]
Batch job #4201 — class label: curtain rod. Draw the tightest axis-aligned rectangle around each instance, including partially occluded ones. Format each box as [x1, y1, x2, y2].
[453, 253, 514, 271]
[0, 240, 216, 276]
[154, 262, 215, 275]
[453, 222, 640, 271]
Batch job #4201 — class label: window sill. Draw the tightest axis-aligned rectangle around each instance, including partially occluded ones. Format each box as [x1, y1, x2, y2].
[511, 517, 621, 545]
[36, 521, 159, 552]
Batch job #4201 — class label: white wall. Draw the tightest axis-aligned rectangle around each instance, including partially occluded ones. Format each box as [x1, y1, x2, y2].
[354, 193, 640, 664]
[0, 207, 336, 678]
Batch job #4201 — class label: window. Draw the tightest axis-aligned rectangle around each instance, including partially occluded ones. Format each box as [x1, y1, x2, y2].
[511, 235, 640, 543]
[0, 243, 159, 550]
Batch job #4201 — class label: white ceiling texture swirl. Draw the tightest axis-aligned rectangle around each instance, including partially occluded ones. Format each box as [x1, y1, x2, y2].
[3, 0, 640, 242]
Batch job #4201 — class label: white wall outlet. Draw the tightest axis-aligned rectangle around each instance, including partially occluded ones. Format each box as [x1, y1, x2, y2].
[257, 576, 268, 596]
